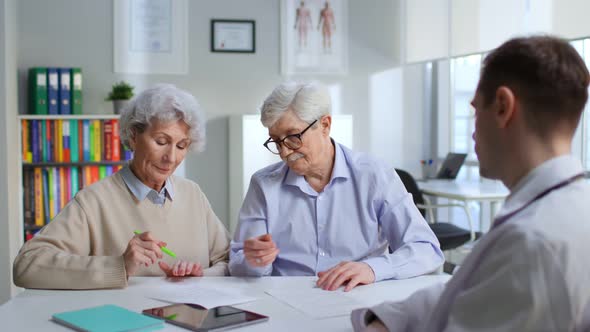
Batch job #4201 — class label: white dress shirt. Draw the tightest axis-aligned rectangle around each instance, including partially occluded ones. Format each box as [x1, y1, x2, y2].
[352, 155, 590, 332]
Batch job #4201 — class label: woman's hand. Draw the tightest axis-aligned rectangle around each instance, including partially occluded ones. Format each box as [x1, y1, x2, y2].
[159, 261, 203, 277]
[123, 231, 165, 277]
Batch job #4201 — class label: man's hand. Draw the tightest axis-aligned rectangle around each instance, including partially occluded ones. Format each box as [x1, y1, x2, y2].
[123, 231, 164, 277]
[364, 319, 387, 332]
[158, 261, 203, 277]
[316, 261, 376, 291]
[243, 234, 279, 267]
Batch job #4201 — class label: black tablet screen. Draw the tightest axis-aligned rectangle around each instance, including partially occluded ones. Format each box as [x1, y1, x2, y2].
[143, 303, 268, 331]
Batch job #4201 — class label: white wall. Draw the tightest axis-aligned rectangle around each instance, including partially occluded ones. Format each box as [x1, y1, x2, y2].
[0, 0, 21, 305]
[14, 0, 408, 231]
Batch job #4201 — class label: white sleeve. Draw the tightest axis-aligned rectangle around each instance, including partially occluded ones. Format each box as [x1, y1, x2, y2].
[442, 231, 571, 332]
[351, 282, 445, 332]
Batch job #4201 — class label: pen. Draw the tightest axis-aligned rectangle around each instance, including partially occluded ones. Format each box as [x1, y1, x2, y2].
[133, 230, 177, 258]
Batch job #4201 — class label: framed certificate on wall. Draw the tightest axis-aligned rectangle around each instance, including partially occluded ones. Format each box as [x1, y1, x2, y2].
[211, 19, 256, 53]
[113, 0, 188, 74]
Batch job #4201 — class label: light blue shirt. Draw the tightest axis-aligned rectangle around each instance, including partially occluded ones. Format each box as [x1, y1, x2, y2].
[229, 142, 444, 281]
[119, 165, 174, 206]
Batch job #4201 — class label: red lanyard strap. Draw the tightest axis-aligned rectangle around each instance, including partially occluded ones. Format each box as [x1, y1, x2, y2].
[492, 173, 585, 229]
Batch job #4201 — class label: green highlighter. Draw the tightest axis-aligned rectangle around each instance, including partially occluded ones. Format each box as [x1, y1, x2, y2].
[133, 230, 177, 258]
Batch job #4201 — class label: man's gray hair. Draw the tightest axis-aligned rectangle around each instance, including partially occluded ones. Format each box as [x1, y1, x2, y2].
[260, 81, 331, 128]
[119, 83, 206, 152]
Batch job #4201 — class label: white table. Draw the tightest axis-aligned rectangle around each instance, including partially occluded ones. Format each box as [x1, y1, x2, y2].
[0, 275, 450, 331]
[419, 179, 509, 232]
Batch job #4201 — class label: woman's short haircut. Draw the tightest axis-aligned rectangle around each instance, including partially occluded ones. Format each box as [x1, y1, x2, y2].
[119, 83, 206, 152]
[260, 81, 331, 128]
[477, 35, 590, 135]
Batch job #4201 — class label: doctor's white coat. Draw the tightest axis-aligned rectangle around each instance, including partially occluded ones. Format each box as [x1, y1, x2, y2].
[352, 155, 590, 332]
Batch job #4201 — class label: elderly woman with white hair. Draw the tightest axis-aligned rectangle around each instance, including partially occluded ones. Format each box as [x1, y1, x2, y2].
[229, 81, 443, 291]
[13, 84, 230, 290]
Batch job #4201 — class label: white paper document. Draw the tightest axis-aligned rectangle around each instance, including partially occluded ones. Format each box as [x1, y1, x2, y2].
[266, 288, 364, 319]
[147, 284, 256, 309]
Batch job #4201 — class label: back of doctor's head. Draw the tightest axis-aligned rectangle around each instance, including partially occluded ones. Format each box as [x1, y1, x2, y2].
[477, 35, 590, 137]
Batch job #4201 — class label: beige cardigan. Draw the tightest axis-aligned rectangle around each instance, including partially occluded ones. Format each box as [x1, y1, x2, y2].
[13, 172, 230, 289]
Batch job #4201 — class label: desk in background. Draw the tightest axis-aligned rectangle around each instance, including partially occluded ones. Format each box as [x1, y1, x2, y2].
[419, 179, 509, 232]
[0, 275, 450, 331]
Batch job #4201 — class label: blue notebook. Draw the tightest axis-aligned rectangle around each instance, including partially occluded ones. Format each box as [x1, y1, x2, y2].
[52, 304, 164, 332]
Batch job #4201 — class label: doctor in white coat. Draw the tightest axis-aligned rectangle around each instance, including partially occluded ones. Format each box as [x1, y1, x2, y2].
[352, 35, 590, 331]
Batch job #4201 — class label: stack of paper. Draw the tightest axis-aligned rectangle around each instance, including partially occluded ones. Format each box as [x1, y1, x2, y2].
[147, 284, 256, 309]
[266, 288, 364, 319]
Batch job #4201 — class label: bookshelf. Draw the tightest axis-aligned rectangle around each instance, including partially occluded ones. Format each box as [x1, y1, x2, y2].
[18, 114, 130, 241]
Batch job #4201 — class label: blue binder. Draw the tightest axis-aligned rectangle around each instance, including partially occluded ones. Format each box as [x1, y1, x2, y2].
[47, 68, 59, 115]
[58, 68, 71, 115]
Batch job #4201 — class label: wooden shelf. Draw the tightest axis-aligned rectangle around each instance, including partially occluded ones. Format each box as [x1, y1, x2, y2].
[17, 114, 120, 120]
[22, 161, 127, 168]
[24, 224, 43, 232]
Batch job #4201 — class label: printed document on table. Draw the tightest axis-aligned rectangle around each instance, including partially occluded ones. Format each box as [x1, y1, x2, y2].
[266, 288, 364, 319]
[147, 284, 256, 309]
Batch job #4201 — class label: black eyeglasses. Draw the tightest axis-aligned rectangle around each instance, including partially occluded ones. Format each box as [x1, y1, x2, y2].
[263, 120, 317, 155]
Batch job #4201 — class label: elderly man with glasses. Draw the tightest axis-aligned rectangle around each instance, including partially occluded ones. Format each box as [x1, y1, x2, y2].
[229, 81, 443, 291]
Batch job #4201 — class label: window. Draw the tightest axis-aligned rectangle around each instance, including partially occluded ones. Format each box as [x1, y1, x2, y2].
[571, 38, 590, 169]
[451, 54, 482, 180]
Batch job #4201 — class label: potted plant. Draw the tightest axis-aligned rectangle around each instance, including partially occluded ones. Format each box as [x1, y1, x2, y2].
[106, 81, 134, 114]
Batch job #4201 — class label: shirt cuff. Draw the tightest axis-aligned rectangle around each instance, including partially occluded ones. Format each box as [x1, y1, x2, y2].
[362, 256, 394, 282]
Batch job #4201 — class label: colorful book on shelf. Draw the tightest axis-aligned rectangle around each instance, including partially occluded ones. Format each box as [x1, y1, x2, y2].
[52, 167, 61, 215]
[83, 166, 91, 188]
[28, 169, 35, 225]
[65, 167, 71, 204]
[48, 120, 55, 162]
[112, 119, 121, 161]
[90, 166, 99, 185]
[42, 120, 48, 162]
[28, 67, 48, 115]
[48, 167, 55, 220]
[78, 120, 84, 162]
[47, 68, 59, 115]
[58, 68, 71, 115]
[82, 120, 90, 161]
[70, 119, 79, 162]
[36, 120, 43, 163]
[53, 119, 59, 162]
[62, 120, 71, 162]
[21, 120, 29, 162]
[89, 120, 95, 162]
[51, 304, 164, 332]
[70, 68, 83, 115]
[42, 168, 50, 224]
[104, 120, 113, 161]
[39, 120, 46, 162]
[93, 120, 102, 162]
[106, 165, 114, 177]
[23, 169, 33, 226]
[33, 168, 44, 226]
[71, 166, 79, 197]
[99, 165, 107, 180]
[59, 167, 66, 210]
[31, 120, 39, 163]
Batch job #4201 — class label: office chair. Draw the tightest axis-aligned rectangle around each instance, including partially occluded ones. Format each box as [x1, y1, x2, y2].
[395, 169, 481, 251]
